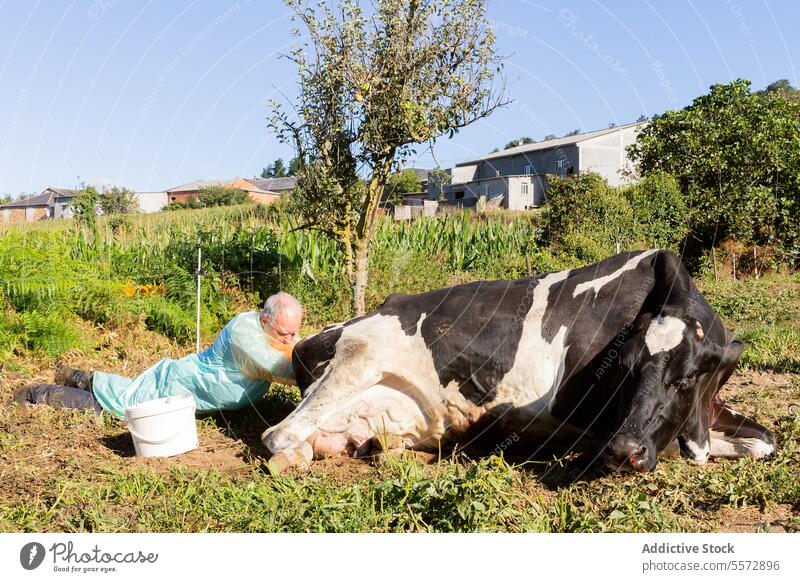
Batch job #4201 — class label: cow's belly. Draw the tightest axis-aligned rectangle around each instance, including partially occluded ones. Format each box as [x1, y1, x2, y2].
[307, 384, 430, 459]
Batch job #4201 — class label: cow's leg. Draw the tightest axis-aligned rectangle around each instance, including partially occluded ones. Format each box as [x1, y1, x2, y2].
[709, 399, 776, 460]
[266, 381, 428, 474]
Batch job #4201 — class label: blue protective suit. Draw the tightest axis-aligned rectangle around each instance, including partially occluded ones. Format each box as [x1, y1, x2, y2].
[92, 312, 296, 418]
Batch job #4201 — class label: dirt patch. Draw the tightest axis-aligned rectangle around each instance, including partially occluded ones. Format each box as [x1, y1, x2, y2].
[721, 370, 798, 426]
[709, 504, 797, 533]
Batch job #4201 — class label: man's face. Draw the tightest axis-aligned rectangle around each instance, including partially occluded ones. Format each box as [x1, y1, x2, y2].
[262, 308, 302, 345]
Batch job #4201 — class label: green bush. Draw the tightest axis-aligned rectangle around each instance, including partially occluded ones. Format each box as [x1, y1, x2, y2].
[623, 170, 689, 250]
[545, 172, 638, 256]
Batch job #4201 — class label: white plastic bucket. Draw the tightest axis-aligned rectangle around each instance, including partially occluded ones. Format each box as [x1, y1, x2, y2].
[124, 394, 198, 457]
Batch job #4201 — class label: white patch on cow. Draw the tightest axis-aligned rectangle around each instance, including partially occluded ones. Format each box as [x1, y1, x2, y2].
[644, 315, 686, 354]
[683, 437, 710, 464]
[262, 312, 484, 457]
[710, 430, 775, 459]
[492, 269, 571, 421]
[572, 250, 657, 298]
[309, 384, 427, 458]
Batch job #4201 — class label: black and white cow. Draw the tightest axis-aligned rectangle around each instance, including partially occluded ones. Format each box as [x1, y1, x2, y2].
[263, 250, 776, 472]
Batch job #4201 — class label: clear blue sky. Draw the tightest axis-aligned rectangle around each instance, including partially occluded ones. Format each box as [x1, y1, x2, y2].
[0, 0, 798, 196]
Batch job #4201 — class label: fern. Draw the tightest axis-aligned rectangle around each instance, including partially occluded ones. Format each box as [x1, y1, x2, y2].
[18, 311, 87, 357]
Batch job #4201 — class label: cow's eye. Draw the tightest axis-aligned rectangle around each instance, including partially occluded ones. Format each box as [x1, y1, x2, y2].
[673, 374, 696, 390]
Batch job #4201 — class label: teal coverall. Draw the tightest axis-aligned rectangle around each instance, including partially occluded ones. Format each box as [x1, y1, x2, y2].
[92, 312, 296, 418]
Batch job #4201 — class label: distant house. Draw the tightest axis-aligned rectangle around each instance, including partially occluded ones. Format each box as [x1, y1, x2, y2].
[0, 187, 79, 224]
[165, 177, 287, 205]
[428, 122, 645, 210]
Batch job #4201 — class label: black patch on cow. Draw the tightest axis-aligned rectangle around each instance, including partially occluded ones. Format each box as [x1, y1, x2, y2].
[292, 325, 344, 395]
[378, 278, 537, 404]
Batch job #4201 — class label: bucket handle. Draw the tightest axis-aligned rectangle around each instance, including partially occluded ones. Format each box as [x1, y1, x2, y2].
[128, 413, 197, 446]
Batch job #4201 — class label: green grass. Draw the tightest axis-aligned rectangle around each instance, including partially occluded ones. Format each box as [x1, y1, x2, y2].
[3, 414, 797, 533]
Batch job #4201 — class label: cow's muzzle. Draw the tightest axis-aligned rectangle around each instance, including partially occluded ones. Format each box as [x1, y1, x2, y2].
[608, 433, 656, 472]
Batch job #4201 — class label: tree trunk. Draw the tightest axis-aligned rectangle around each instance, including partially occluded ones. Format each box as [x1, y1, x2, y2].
[353, 239, 369, 316]
[350, 155, 395, 316]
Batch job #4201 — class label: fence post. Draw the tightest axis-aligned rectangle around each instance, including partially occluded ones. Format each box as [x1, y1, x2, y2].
[196, 247, 202, 353]
[712, 247, 718, 282]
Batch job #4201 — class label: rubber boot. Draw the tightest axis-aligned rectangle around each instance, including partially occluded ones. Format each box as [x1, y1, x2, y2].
[10, 386, 33, 408]
[54, 365, 94, 391]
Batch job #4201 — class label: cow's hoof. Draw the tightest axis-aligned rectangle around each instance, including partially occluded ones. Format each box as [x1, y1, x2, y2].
[373, 433, 406, 454]
[267, 442, 312, 475]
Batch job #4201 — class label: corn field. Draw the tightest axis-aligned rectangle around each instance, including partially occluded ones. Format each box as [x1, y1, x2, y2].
[0, 204, 552, 352]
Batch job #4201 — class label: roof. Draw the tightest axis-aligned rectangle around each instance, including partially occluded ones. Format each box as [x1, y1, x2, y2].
[245, 176, 297, 192]
[166, 177, 291, 194]
[456, 122, 646, 166]
[0, 187, 80, 209]
[0, 192, 54, 208]
[166, 179, 230, 193]
[49, 187, 79, 198]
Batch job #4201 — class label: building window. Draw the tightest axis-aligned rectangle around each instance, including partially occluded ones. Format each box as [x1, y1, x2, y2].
[521, 183, 529, 195]
[555, 159, 566, 171]
[454, 191, 465, 200]
[495, 169, 501, 177]
[523, 164, 532, 175]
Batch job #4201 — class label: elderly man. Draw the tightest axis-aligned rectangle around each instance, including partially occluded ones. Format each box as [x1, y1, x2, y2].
[12, 292, 303, 417]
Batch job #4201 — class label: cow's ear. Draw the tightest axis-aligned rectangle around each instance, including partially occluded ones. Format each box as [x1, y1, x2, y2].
[692, 338, 743, 377]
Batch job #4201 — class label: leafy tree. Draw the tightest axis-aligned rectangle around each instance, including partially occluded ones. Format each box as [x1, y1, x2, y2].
[543, 134, 557, 141]
[562, 129, 580, 137]
[271, 0, 507, 315]
[636, 114, 649, 123]
[758, 78, 800, 105]
[70, 186, 99, 232]
[197, 185, 249, 207]
[504, 136, 534, 149]
[629, 79, 800, 255]
[623, 170, 688, 249]
[385, 170, 423, 205]
[262, 158, 288, 178]
[762, 79, 793, 93]
[99, 186, 140, 215]
[261, 157, 301, 178]
[0, 194, 11, 205]
[288, 157, 301, 176]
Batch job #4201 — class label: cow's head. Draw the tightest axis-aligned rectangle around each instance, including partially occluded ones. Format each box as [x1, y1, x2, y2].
[607, 307, 743, 472]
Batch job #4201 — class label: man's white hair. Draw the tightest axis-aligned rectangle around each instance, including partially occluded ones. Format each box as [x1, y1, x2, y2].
[261, 292, 303, 322]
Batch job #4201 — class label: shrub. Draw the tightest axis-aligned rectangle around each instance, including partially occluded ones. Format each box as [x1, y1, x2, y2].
[545, 173, 638, 255]
[198, 186, 250, 208]
[100, 187, 141, 215]
[623, 170, 689, 250]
